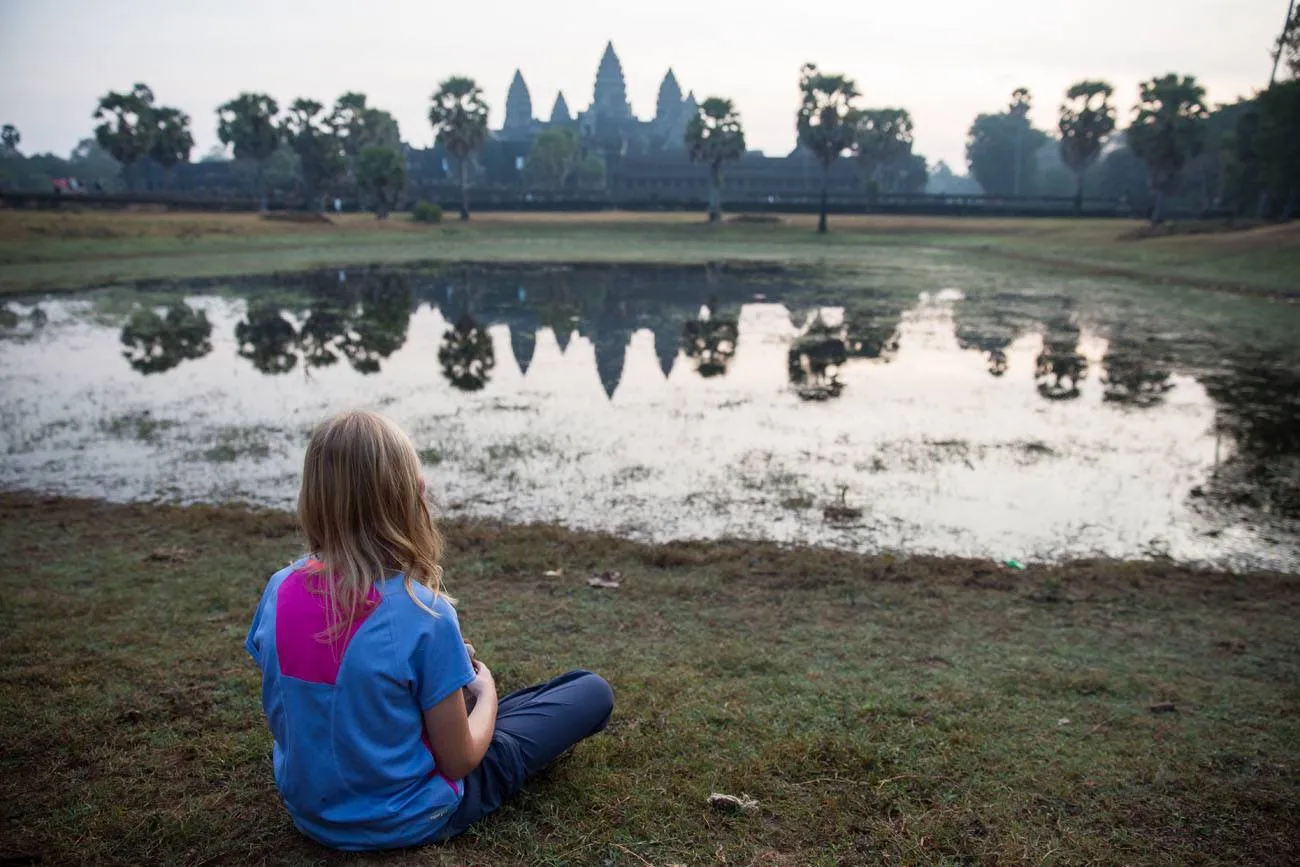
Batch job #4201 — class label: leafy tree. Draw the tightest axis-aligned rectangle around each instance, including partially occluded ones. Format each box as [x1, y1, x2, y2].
[927, 160, 983, 194]
[686, 97, 746, 223]
[428, 77, 489, 221]
[1058, 80, 1116, 214]
[1255, 79, 1300, 218]
[523, 127, 580, 190]
[966, 88, 1050, 197]
[576, 155, 607, 192]
[355, 146, 406, 219]
[1, 125, 19, 156]
[282, 98, 347, 212]
[892, 151, 929, 194]
[855, 108, 914, 199]
[796, 64, 860, 234]
[1127, 74, 1209, 223]
[217, 93, 281, 210]
[330, 92, 401, 159]
[93, 83, 156, 189]
[147, 107, 194, 188]
[1223, 109, 1264, 215]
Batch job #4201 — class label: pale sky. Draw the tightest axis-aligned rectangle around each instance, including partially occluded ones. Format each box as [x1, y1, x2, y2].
[0, 0, 1287, 169]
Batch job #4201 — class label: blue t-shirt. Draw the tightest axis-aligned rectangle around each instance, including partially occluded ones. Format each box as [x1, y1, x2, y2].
[245, 559, 476, 850]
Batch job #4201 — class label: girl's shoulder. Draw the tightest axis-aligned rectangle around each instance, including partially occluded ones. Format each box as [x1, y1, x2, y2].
[380, 578, 458, 622]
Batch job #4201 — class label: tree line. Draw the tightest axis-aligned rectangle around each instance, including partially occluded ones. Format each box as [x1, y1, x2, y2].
[1, 12, 1296, 228]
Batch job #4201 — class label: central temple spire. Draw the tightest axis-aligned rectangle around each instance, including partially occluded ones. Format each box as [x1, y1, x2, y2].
[592, 40, 631, 120]
[504, 69, 533, 132]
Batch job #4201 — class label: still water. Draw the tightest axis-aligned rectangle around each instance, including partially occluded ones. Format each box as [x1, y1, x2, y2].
[1, 265, 1296, 570]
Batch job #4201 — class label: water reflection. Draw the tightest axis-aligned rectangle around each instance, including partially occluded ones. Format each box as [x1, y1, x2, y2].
[2, 265, 1297, 570]
[1034, 319, 1088, 401]
[1102, 335, 1174, 407]
[439, 313, 496, 391]
[234, 271, 414, 375]
[680, 304, 739, 378]
[119, 302, 213, 375]
[236, 301, 299, 375]
[788, 314, 848, 400]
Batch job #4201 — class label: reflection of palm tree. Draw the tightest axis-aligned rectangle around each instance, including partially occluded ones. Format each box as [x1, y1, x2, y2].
[1102, 349, 1173, 407]
[341, 273, 413, 374]
[438, 313, 496, 391]
[1034, 323, 1086, 400]
[120, 302, 213, 374]
[955, 322, 1014, 378]
[845, 312, 900, 363]
[235, 302, 299, 375]
[788, 315, 848, 400]
[680, 316, 738, 378]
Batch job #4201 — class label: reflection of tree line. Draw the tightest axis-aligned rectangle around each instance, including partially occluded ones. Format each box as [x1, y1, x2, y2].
[118, 271, 416, 377]
[235, 271, 414, 375]
[1201, 354, 1300, 520]
[117, 274, 1185, 411]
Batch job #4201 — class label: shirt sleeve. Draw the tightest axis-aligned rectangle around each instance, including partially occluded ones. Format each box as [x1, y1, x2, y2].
[245, 583, 269, 663]
[409, 593, 477, 711]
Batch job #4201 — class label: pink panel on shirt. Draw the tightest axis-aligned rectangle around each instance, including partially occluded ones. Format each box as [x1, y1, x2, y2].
[275, 568, 380, 685]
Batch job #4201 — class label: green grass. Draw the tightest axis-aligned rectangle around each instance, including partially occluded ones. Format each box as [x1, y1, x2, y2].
[2, 493, 1297, 865]
[1, 211, 1298, 297]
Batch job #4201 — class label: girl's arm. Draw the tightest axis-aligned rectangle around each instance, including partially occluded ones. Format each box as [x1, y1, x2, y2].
[422, 661, 498, 780]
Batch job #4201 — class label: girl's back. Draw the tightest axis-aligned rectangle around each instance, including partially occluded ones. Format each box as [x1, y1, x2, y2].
[247, 560, 474, 849]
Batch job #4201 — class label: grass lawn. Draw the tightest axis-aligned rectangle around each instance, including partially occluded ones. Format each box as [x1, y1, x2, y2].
[2, 493, 1297, 865]
[1, 210, 1298, 296]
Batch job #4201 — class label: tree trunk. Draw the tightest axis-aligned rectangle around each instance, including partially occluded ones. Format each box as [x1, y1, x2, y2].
[1283, 188, 1297, 222]
[1151, 189, 1166, 225]
[1255, 190, 1270, 220]
[1073, 171, 1084, 217]
[459, 158, 470, 221]
[708, 165, 721, 223]
[257, 161, 268, 212]
[817, 164, 829, 235]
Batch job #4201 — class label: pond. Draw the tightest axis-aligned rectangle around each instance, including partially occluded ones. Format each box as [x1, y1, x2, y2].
[1, 263, 1297, 571]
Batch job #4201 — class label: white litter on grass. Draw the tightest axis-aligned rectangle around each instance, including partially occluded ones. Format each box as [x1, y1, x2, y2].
[707, 792, 759, 813]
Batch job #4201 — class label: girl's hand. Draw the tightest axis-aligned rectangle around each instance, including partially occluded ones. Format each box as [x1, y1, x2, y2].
[466, 660, 496, 700]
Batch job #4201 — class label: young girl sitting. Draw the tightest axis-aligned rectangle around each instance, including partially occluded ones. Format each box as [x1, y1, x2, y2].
[245, 409, 614, 850]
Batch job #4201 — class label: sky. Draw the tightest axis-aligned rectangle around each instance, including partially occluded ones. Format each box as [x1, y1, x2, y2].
[0, 0, 1288, 170]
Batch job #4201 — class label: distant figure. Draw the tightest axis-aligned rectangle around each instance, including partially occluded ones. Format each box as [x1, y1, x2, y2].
[334, 197, 342, 213]
[245, 410, 613, 850]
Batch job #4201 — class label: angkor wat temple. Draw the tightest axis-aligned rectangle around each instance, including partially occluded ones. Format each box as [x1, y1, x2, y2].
[405, 41, 882, 204]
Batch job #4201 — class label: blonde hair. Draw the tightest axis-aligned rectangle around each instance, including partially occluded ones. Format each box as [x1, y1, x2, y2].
[298, 409, 449, 636]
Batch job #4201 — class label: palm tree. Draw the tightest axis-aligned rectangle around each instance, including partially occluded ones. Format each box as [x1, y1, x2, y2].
[685, 98, 746, 223]
[217, 93, 281, 210]
[1058, 81, 1116, 215]
[428, 77, 489, 221]
[282, 98, 347, 212]
[93, 83, 156, 190]
[796, 64, 860, 234]
[1127, 74, 1209, 224]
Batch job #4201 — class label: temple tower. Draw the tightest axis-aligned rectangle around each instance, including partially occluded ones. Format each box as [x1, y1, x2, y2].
[655, 69, 683, 124]
[591, 41, 632, 120]
[549, 91, 573, 124]
[503, 70, 534, 134]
